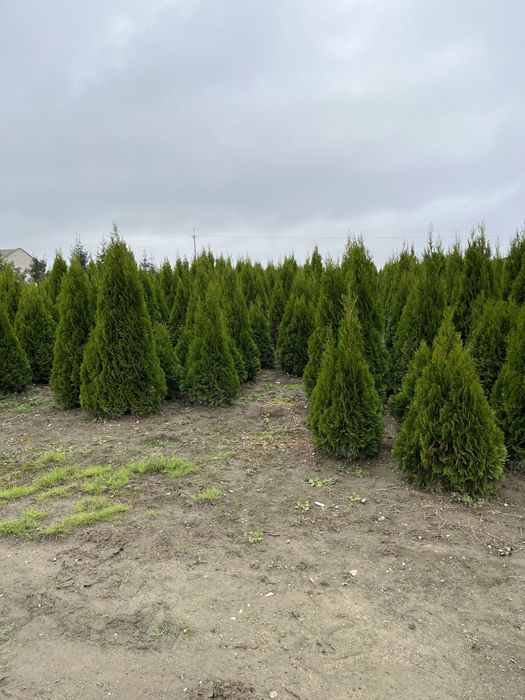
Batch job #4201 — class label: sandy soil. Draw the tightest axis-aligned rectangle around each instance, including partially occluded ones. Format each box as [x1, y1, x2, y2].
[0, 370, 523, 700]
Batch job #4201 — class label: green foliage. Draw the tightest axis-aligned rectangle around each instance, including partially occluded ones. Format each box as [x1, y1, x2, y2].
[468, 299, 518, 395]
[154, 322, 182, 400]
[393, 313, 506, 497]
[0, 264, 23, 322]
[249, 299, 274, 368]
[80, 233, 166, 418]
[342, 237, 388, 397]
[183, 281, 240, 405]
[50, 259, 94, 408]
[0, 304, 32, 393]
[277, 271, 315, 376]
[492, 306, 525, 464]
[14, 284, 55, 383]
[44, 252, 68, 313]
[502, 227, 525, 299]
[308, 301, 383, 459]
[28, 257, 47, 284]
[303, 262, 345, 396]
[389, 340, 431, 421]
[391, 242, 446, 393]
[269, 275, 286, 344]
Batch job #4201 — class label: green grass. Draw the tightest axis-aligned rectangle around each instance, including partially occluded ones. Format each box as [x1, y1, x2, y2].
[192, 487, 221, 502]
[127, 455, 198, 478]
[0, 484, 37, 501]
[33, 466, 76, 489]
[0, 509, 46, 536]
[36, 485, 74, 502]
[33, 449, 67, 467]
[44, 502, 129, 536]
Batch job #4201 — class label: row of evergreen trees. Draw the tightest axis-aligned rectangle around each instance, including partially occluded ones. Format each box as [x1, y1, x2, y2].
[1, 224, 525, 497]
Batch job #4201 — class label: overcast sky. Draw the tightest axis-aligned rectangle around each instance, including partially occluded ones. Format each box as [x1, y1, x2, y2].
[1, 0, 524, 267]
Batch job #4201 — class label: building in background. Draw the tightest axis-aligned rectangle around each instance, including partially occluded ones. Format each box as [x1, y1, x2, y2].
[0, 248, 34, 275]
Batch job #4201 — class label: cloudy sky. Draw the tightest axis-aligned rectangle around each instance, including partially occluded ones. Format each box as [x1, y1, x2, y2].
[1, 0, 524, 267]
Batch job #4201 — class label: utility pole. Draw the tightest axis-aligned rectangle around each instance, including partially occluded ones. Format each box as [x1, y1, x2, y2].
[192, 228, 197, 260]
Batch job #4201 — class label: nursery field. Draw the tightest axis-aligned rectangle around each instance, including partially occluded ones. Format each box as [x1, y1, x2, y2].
[0, 369, 523, 700]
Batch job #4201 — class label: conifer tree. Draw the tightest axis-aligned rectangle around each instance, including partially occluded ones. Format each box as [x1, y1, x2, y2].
[308, 300, 383, 458]
[0, 304, 32, 393]
[50, 259, 94, 408]
[0, 264, 23, 322]
[342, 237, 388, 397]
[277, 271, 315, 376]
[249, 299, 274, 368]
[14, 285, 55, 383]
[80, 233, 166, 417]
[169, 274, 191, 347]
[183, 281, 240, 406]
[154, 322, 182, 400]
[393, 313, 506, 497]
[492, 306, 525, 465]
[468, 299, 518, 395]
[269, 276, 286, 345]
[444, 240, 464, 306]
[389, 340, 431, 421]
[44, 252, 68, 312]
[509, 250, 525, 305]
[391, 242, 446, 392]
[303, 262, 345, 396]
[502, 227, 525, 299]
[159, 259, 175, 308]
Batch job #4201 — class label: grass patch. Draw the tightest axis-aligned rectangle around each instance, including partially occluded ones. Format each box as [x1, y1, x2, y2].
[211, 450, 236, 461]
[192, 487, 221, 502]
[247, 529, 264, 544]
[0, 484, 37, 501]
[127, 456, 198, 479]
[33, 449, 67, 468]
[44, 502, 129, 536]
[33, 466, 76, 489]
[0, 509, 46, 536]
[36, 485, 74, 502]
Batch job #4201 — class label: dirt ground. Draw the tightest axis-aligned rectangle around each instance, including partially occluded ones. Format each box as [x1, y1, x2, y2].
[0, 369, 523, 700]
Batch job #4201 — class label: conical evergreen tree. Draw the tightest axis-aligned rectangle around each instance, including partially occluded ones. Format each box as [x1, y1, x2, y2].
[80, 233, 166, 417]
[393, 313, 506, 497]
[44, 252, 68, 315]
[169, 274, 191, 347]
[249, 299, 274, 368]
[492, 306, 525, 465]
[342, 237, 388, 397]
[14, 285, 55, 383]
[468, 299, 518, 395]
[389, 340, 431, 421]
[50, 259, 94, 408]
[0, 304, 32, 393]
[269, 276, 286, 345]
[303, 262, 345, 396]
[154, 322, 182, 400]
[183, 281, 240, 406]
[509, 250, 525, 305]
[502, 227, 525, 299]
[308, 299, 383, 458]
[0, 264, 23, 322]
[277, 283, 314, 376]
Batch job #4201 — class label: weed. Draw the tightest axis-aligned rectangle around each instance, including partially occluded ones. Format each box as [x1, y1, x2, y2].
[348, 492, 362, 502]
[33, 467, 76, 489]
[295, 499, 311, 512]
[338, 464, 364, 478]
[452, 493, 486, 508]
[192, 487, 221, 502]
[211, 450, 236, 461]
[248, 529, 264, 544]
[307, 476, 335, 487]
[33, 449, 67, 468]
[0, 484, 37, 501]
[151, 619, 173, 637]
[127, 456, 198, 479]
[0, 509, 46, 536]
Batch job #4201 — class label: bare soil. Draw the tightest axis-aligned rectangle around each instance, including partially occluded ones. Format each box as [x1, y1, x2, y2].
[0, 370, 523, 700]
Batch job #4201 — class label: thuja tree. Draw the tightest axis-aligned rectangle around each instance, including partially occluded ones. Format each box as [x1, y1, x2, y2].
[154, 322, 182, 400]
[183, 281, 240, 406]
[269, 275, 286, 345]
[169, 272, 192, 347]
[50, 259, 94, 408]
[44, 252, 68, 313]
[468, 299, 518, 395]
[0, 304, 32, 393]
[277, 271, 315, 376]
[342, 237, 388, 397]
[391, 242, 446, 393]
[393, 313, 506, 497]
[502, 227, 525, 299]
[303, 262, 345, 396]
[0, 264, 23, 322]
[308, 299, 383, 459]
[14, 284, 55, 383]
[380, 247, 418, 362]
[80, 235, 166, 417]
[492, 306, 525, 465]
[389, 339, 431, 422]
[249, 299, 274, 368]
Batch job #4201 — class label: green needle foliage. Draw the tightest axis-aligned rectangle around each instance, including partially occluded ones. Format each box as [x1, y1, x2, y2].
[249, 299, 274, 368]
[468, 299, 518, 395]
[50, 258, 94, 408]
[393, 312, 506, 497]
[183, 281, 240, 405]
[0, 304, 32, 393]
[308, 299, 383, 459]
[277, 271, 315, 376]
[80, 232, 166, 417]
[154, 322, 182, 400]
[492, 306, 525, 465]
[14, 284, 55, 383]
[389, 340, 431, 421]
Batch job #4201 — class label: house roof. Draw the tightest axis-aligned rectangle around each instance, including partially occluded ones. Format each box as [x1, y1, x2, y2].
[0, 248, 33, 258]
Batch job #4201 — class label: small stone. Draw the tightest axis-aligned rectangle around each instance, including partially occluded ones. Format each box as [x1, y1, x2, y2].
[270, 692, 278, 699]
[265, 592, 274, 597]
[408, 622, 416, 630]
[378, 515, 385, 521]
[349, 569, 357, 577]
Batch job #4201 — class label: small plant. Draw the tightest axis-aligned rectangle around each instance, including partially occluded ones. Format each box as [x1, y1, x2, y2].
[295, 499, 311, 511]
[348, 492, 362, 502]
[307, 476, 335, 487]
[33, 449, 67, 468]
[151, 619, 173, 637]
[192, 487, 221, 502]
[451, 493, 486, 508]
[0, 509, 46, 537]
[36, 485, 74, 502]
[337, 464, 364, 478]
[248, 529, 264, 544]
